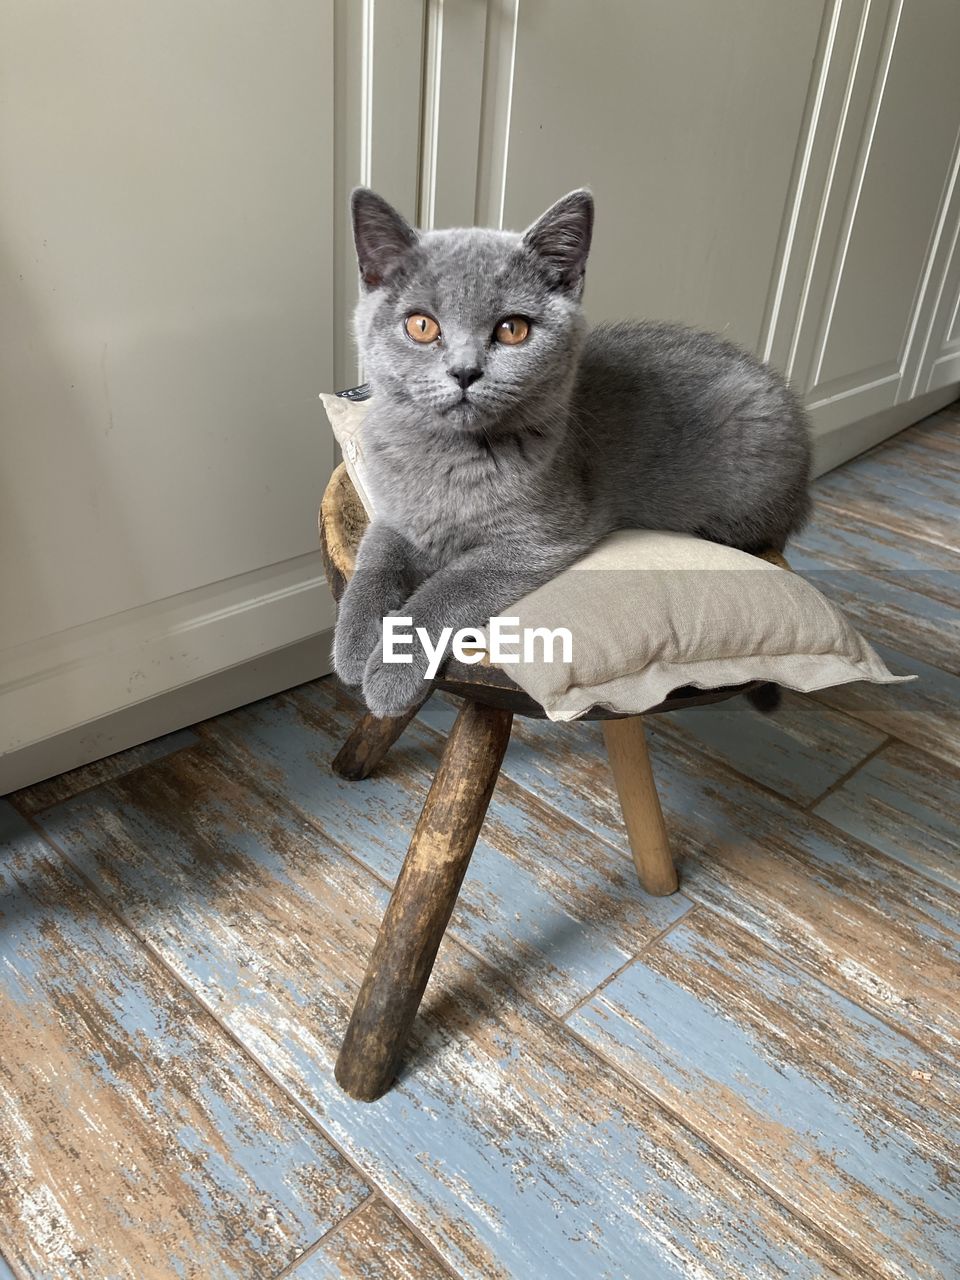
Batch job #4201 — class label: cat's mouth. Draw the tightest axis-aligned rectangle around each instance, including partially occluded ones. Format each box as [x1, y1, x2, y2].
[442, 394, 477, 419]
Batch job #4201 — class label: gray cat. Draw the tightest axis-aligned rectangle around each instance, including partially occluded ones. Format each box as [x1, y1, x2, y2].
[334, 187, 811, 719]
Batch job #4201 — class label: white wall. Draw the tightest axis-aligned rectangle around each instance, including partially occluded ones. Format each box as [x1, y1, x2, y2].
[1, 2, 338, 788]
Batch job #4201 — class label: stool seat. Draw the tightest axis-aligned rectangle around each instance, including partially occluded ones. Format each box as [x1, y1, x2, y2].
[319, 461, 788, 1101]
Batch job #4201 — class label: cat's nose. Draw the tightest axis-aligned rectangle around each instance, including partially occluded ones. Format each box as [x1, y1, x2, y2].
[448, 365, 483, 391]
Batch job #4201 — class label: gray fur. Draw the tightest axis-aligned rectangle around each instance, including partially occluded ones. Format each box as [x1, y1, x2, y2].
[335, 187, 812, 718]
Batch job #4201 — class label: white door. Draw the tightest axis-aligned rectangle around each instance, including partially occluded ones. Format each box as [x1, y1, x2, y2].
[0, 1, 337, 788]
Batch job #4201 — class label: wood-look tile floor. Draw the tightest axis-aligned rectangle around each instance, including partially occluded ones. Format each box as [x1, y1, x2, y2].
[2, 403, 959, 1279]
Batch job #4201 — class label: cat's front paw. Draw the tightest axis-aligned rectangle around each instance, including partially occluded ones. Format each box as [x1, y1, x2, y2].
[333, 605, 383, 688]
[362, 649, 429, 719]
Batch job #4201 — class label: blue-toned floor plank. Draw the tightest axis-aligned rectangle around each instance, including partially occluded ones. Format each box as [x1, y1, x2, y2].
[197, 680, 690, 1016]
[895, 403, 960, 453]
[653, 690, 885, 805]
[791, 417, 960, 671]
[570, 910, 960, 1280]
[458, 705, 960, 1059]
[0, 800, 367, 1280]
[790, 489, 960, 676]
[291, 1199, 451, 1279]
[782, 557, 959, 676]
[812, 419, 959, 551]
[794, 498, 960, 582]
[814, 742, 960, 892]
[10, 728, 198, 814]
[34, 746, 865, 1280]
[811, 640, 960, 769]
[868, 408, 960, 473]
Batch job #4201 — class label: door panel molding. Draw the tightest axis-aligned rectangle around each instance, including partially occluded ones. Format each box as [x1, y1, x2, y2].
[419, 0, 490, 229]
[902, 124, 960, 397]
[474, 0, 520, 230]
[758, 0, 845, 368]
[333, 0, 425, 387]
[760, 0, 895, 393]
[805, 0, 904, 397]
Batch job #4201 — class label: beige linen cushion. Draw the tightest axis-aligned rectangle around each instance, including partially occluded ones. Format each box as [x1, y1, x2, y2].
[492, 530, 910, 720]
[320, 393, 912, 721]
[319, 392, 375, 515]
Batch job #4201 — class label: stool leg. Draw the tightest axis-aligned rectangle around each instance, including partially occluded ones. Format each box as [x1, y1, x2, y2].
[332, 694, 430, 781]
[602, 716, 678, 896]
[335, 699, 513, 1101]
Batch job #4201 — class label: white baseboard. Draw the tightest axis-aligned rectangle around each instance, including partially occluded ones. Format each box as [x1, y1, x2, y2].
[1, 552, 335, 793]
[0, 630, 334, 796]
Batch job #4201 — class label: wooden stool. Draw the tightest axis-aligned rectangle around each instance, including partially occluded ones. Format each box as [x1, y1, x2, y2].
[320, 463, 786, 1101]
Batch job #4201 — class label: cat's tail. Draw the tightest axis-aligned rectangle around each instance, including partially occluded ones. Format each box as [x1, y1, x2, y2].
[745, 682, 781, 714]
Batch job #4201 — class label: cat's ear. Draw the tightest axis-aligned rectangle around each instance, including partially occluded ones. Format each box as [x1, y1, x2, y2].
[351, 188, 418, 288]
[522, 189, 594, 291]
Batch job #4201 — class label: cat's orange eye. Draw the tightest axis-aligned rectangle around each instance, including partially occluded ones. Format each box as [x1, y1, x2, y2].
[495, 316, 530, 346]
[405, 313, 441, 344]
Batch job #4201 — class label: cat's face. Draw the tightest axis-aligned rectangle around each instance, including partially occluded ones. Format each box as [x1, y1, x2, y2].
[351, 189, 593, 434]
